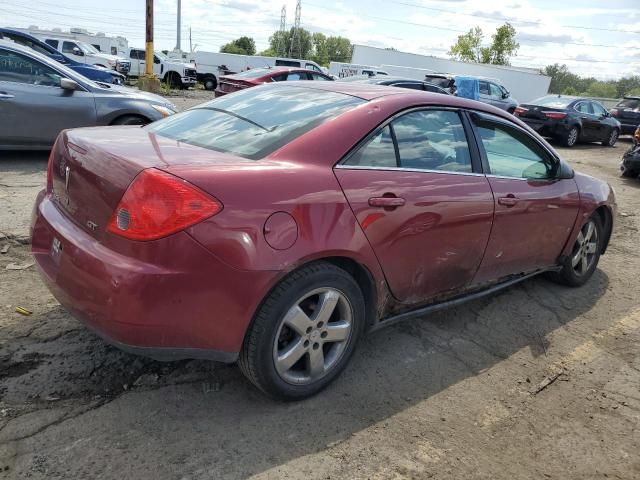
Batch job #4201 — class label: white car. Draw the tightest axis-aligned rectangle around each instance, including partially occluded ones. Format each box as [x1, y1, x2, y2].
[127, 48, 196, 88]
[41, 37, 130, 75]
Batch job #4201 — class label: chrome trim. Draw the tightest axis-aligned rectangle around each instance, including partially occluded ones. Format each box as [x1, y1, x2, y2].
[485, 174, 558, 182]
[334, 164, 486, 177]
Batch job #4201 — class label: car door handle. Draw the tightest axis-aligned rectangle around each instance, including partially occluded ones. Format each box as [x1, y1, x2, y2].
[498, 195, 518, 207]
[369, 196, 406, 208]
[0, 92, 15, 99]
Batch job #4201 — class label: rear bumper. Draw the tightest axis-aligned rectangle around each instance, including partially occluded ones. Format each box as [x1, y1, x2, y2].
[520, 118, 570, 138]
[618, 122, 639, 135]
[621, 147, 640, 173]
[31, 191, 278, 361]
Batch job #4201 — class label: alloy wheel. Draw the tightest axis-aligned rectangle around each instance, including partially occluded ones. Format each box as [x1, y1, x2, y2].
[571, 219, 599, 276]
[273, 287, 353, 385]
[609, 129, 618, 146]
[567, 128, 578, 146]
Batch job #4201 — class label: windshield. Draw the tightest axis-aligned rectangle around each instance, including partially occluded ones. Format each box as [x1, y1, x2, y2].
[155, 51, 167, 60]
[530, 95, 574, 108]
[145, 85, 364, 159]
[78, 41, 99, 54]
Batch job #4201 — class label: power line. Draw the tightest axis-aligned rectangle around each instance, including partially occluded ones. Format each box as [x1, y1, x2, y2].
[392, 0, 640, 35]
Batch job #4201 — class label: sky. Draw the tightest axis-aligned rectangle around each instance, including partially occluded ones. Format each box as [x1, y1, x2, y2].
[2, 0, 639, 79]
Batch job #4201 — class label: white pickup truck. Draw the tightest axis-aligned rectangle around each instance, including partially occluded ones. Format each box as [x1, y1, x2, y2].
[41, 37, 130, 75]
[127, 48, 197, 89]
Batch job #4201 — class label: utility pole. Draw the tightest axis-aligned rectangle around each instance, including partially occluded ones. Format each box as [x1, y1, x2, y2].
[189, 26, 192, 53]
[176, 0, 181, 51]
[276, 4, 286, 57]
[139, 0, 161, 92]
[289, 0, 301, 59]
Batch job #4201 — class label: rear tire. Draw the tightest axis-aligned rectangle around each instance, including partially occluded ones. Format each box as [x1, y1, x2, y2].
[165, 71, 182, 89]
[547, 215, 602, 287]
[621, 167, 638, 178]
[111, 115, 147, 126]
[562, 126, 579, 147]
[239, 262, 365, 400]
[602, 128, 619, 147]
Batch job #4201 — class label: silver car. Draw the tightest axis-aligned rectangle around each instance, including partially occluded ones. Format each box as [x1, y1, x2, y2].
[0, 40, 177, 150]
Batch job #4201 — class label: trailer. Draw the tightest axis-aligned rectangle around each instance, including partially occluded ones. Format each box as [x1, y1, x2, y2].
[175, 51, 325, 90]
[14, 26, 129, 57]
[351, 45, 551, 103]
[328, 62, 388, 78]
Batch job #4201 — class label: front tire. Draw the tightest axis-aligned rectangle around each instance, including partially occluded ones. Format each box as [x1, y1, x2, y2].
[239, 262, 365, 400]
[603, 128, 619, 147]
[562, 126, 579, 147]
[548, 215, 602, 287]
[111, 115, 147, 126]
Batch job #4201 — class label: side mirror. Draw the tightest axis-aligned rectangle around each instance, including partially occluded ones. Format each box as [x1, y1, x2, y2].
[502, 92, 510, 99]
[72, 47, 84, 56]
[557, 160, 574, 180]
[60, 78, 79, 91]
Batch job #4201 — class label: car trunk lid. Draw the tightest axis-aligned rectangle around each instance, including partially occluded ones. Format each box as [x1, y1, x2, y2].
[50, 126, 253, 241]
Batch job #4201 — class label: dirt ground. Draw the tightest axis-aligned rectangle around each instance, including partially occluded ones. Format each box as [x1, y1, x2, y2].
[0, 102, 639, 479]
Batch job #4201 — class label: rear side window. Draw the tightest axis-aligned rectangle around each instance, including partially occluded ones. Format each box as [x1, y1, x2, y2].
[286, 72, 307, 81]
[146, 86, 363, 160]
[575, 102, 593, 114]
[472, 115, 557, 179]
[344, 110, 472, 173]
[479, 81, 490, 95]
[311, 73, 330, 81]
[45, 39, 58, 49]
[0, 49, 61, 86]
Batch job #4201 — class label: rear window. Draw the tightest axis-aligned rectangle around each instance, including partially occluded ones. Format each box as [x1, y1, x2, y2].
[230, 68, 273, 79]
[146, 85, 364, 160]
[617, 98, 640, 109]
[530, 96, 574, 108]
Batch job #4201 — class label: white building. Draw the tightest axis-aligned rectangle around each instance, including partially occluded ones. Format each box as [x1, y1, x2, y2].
[352, 45, 551, 103]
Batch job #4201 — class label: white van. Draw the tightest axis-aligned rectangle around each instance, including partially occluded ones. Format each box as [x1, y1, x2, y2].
[41, 37, 130, 75]
[179, 51, 324, 90]
[128, 48, 196, 88]
[328, 62, 388, 79]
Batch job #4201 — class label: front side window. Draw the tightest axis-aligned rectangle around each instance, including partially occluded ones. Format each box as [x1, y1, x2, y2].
[0, 49, 61, 86]
[479, 81, 490, 95]
[311, 73, 330, 81]
[111, 47, 117, 55]
[146, 86, 363, 160]
[286, 72, 306, 81]
[62, 41, 79, 54]
[472, 115, 557, 179]
[129, 50, 139, 59]
[592, 102, 608, 116]
[489, 83, 503, 98]
[344, 110, 472, 173]
[306, 63, 321, 72]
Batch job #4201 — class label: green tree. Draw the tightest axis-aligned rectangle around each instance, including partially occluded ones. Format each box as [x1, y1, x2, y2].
[311, 32, 329, 65]
[628, 87, 640, 96]
[269, 27, 313, 59]
[448, 23, 518, 65]
[325, 36, 352, 63]
[562, 86, 578, 96]
[542, 64, 581, 94]
[585, 82, 617, 98]
[220, 36, 256, 55]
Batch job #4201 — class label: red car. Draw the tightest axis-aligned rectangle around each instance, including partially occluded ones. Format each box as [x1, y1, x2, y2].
[214, 66, 333, 97]
[31, 82, 616, 400]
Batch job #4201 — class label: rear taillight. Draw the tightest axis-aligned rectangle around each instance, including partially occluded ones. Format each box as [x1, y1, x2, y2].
[543, 111, 567, 120]
[46, 147, 55, 193]
[107, 168, 222, 241]
[514, 106, 528, 116]
[610, 109, 618, 117]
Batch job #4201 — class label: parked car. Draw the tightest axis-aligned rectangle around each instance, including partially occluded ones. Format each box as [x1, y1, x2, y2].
[181, 50, 325, 91]
[214, 67, 333, 97]
[127, 48, 196, 88]
[39, 36, 130, 75]
[620, 127, 640, 178]
[0, 41, 176, 150]
[610, 97, 640, 136]
[352, 76, 450, 94]
[424, 73, 518, 112]
[515, 95, 621, 148]
[32, 81, 615, 400]
[328, 62, 389, 78]
[0, 28, 125, 85]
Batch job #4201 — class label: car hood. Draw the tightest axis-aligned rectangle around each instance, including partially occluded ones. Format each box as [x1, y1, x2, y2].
[94, 84, 175, 107]
[95, 52, 126, 62]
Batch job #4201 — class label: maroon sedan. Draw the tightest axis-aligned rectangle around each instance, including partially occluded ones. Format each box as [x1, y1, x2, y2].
[214, 66, 333, 97]
[31, 82, 616, 400]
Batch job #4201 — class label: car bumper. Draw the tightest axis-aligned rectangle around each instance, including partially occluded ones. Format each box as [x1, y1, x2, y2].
[214, 89, 229, 97]
[519, 118, 570, 137]
[181, 76, 197, 86]
[618, 122, 639, 136]
[31, 191, 278, 362]
[621, 146, 640, 173]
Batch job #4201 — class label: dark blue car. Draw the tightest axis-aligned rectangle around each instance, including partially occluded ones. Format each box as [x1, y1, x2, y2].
[0, 28, 124, 85]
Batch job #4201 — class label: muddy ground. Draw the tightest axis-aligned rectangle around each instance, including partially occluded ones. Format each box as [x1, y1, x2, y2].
[0, 102, 639, 479]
